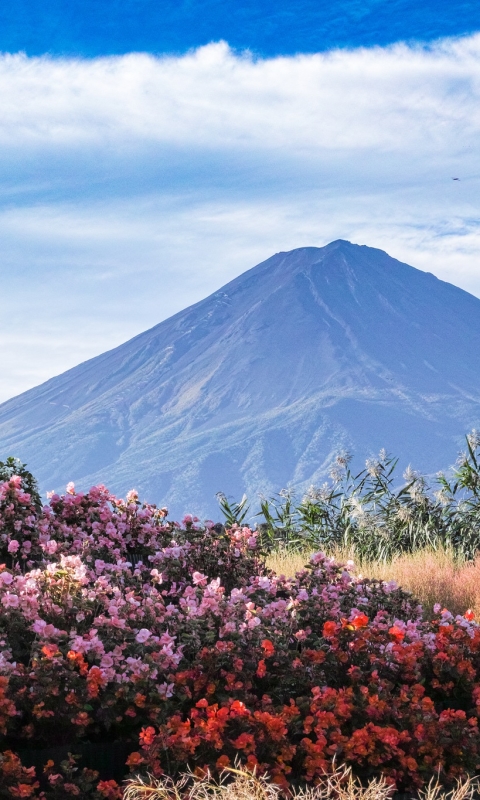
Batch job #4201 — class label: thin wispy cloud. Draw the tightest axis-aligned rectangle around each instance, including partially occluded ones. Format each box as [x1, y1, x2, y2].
[1, 36, 480, 402]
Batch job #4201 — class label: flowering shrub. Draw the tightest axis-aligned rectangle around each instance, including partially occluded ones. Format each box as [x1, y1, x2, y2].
[0, 749, 122, 798]
[2, 473, 480, 792]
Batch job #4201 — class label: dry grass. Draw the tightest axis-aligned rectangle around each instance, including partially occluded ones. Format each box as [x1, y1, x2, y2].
[266, 546, 480, 618]
[123, 765, 393, 800]
[123, 765, 479, 800]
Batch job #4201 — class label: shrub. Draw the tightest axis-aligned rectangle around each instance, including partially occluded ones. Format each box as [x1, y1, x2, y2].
[1, 473, 480, 791]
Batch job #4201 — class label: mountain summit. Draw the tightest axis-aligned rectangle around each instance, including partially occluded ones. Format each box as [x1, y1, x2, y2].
[1, 240, 480, 515]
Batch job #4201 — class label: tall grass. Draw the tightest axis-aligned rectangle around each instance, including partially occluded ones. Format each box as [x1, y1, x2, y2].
[266, 546, 480, 618]
[220, 431, 480, 562]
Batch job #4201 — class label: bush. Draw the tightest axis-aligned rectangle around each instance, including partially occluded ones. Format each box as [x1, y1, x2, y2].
[1, 473, 480, 792]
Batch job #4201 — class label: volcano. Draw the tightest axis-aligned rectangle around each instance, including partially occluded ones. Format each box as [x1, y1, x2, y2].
[1, 240, 480, 516]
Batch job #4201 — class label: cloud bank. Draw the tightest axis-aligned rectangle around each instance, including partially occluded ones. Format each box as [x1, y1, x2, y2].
[1, 36, 480, 402]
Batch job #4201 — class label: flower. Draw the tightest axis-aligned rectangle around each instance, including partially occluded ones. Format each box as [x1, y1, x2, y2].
[135, 628, 152, 643]
[261, 639, 275, 657]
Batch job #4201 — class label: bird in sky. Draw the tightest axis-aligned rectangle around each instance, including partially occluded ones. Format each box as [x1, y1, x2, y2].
[452, 177, 460, 180]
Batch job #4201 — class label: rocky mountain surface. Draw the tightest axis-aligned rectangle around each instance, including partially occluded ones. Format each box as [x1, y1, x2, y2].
[1, 240, 480, 517]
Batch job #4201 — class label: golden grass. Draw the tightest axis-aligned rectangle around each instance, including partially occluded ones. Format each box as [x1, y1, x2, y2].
[123, 765, 479, 800]
[266, 546, 480, 619]
[123, 765, 393, 800]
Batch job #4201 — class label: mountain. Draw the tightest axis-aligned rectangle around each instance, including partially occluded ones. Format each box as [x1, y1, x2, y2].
[1, 239, 480, 517]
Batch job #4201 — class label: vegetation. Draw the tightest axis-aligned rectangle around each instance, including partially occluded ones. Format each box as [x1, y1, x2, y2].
[225, 431, 480, 561]
[123, 765, 479, 800]
[4, 434, 480, 796]
[266, 546, 480, 619]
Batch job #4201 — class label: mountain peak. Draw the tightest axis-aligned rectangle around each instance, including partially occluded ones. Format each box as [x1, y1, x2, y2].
[1, 242, 480, 516]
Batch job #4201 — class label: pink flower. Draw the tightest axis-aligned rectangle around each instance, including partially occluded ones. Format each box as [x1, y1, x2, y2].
[2, 592, 19, 608]
[32, 619, 47, 634]
[192, 571, 208, 586]
[294, 629, 308, 640]
[135, 628, 152, 643]
[0, 572, 13, 586]
[66, 481, 75, 495]
[7, 540, 19, 554]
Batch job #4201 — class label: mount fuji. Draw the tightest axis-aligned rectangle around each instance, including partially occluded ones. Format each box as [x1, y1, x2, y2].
[1, 240, 480, 517]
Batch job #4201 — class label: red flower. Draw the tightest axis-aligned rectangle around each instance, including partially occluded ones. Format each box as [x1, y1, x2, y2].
[232, 732, 256, 753]
[139, 726, 156, 746]
[97, 779, 122, 799]
[389, 625, 405, 642]
[261, 639, 275, 657]
[41, 644, 59, 659]
[352, 613, 369, 629]
[257, 659, 267, 677]
[323, 620, 337, 637]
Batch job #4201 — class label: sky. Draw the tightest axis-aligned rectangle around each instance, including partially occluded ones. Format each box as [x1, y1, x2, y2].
[1, 2, 480, 403]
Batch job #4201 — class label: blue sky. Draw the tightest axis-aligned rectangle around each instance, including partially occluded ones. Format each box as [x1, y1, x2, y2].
[0, 3, 480, 403]
[2, 1, 480, 56]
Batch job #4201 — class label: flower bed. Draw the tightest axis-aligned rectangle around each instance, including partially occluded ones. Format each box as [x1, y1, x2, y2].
[1, 473, 480, 795]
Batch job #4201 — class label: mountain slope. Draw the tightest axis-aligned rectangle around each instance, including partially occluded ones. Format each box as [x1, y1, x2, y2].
[1, 240, 480, 516]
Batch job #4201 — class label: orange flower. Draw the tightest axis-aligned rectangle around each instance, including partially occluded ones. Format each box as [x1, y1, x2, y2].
[126, 751, 145, 768]
[322, 621, 337, 637]
[351, 613, 369, 629]
[232, 732, 256, 753]
[71, 711, 91, 727]
[256, 659, 267, 678]
[216, 755, 230, 769]
[9, 785, 38, 798]
[139, 725, 156, 746]
[86, 666, 107, 698]
[388, 625, 405, 642]
[97, 779, 122, 799]
[67, 650, 88, 675]
[229, 699, 249, 716]
[134, 693, 146, 708]
[261, 639, 275, 657]
[41, 644, 59, 659]
[65, 691, 78, 706]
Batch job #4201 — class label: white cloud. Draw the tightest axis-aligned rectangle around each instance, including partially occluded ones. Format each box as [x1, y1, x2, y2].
[0, 36, 480, 402]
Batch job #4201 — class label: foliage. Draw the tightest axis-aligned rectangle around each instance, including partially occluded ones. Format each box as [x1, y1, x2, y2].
[0, 749, 122, 798]
[216, 494, 250, 528]
[0, 457, 41, 511]
[242, 432, 480, 561]
[2, 464, 480, 791]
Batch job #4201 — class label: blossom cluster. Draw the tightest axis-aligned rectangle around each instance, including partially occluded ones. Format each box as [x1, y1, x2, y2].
[1, 475, 480, 794]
